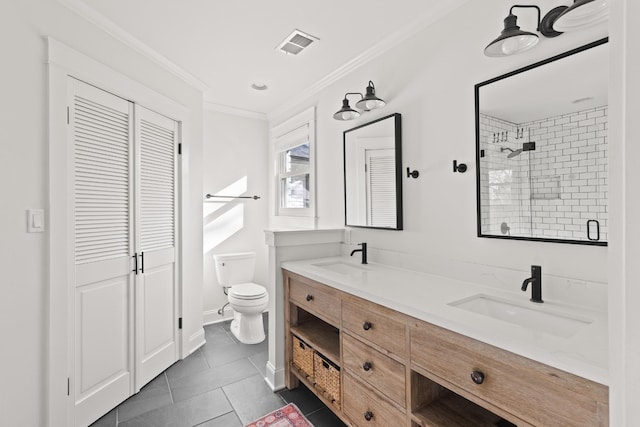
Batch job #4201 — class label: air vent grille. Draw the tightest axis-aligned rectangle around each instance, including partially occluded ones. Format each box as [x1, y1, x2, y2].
[290, 34, 314, 48]
[277, 29, 318, 55]
[281, 43, 304, 55]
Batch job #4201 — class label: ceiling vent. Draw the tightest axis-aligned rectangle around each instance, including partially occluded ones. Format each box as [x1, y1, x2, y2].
[277, 29, 318, 55]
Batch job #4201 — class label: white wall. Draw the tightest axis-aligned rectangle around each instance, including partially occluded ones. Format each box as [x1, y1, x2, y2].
[202, 110, 269, 323]
[0, 1, 203, 426]
[270, 0, 608, 285]
[608, 0, 640, 425]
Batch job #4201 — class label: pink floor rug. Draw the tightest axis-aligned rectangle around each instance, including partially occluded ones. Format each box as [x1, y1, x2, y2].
[244, 403, 314, 427]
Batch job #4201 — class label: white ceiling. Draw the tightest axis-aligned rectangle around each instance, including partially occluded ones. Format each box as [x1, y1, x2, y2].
[69, 0, 465, 116]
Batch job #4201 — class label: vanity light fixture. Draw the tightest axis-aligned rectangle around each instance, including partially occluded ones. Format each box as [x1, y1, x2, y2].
[484, 1, 608, 57]
[484, 5, 561, 57]
[355, 81, 386, 111]
[333, 93, 362, 121]
[552, 0, 609, 32]
[333, 81, 385, 121]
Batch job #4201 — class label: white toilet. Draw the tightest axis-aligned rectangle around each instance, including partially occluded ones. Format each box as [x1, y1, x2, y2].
[214, 252, 268, 344]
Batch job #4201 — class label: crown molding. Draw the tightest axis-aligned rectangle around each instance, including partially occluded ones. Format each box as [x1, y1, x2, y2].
[267, 0, 471, 121]
[56, 0, 209, 92]
[203, 101, 268, 121]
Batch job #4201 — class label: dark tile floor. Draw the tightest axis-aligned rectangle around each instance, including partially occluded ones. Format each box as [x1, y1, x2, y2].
[90, 315, 346, 427]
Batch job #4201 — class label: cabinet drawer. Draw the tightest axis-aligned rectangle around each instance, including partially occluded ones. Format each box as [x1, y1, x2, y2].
[343, 373, 405, 427]
[289, 277, 340, 326]
[342, 299, 407, 358]
[343, 333, 406, 407]
[411, 321, 608, 427]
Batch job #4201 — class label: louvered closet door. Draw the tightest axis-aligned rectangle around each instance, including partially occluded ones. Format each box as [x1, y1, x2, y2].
[366, 148, 397, 228]
[71, 79, 134, 427]
[134, 105, 179, 390]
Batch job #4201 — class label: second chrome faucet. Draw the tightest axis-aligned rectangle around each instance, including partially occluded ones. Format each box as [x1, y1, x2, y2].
[521, 265, 543, 303]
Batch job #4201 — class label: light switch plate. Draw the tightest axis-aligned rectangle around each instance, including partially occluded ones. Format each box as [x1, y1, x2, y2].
[27, 209, 45, 233]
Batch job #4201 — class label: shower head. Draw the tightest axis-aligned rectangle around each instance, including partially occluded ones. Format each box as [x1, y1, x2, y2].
[500, 147, 523, 158]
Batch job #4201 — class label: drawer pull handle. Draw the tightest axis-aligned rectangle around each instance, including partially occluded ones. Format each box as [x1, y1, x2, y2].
[471, 370, 485, 385]
[364, 411, 373, 421]
[362, 361, 372, 371]
[362, 321, 372, 331]
[305, 294, 314, 302]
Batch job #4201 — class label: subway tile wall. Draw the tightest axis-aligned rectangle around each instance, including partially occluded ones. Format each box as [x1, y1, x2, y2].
[478, 106, 608, 242]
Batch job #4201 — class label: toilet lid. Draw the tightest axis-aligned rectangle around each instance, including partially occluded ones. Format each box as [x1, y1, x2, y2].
[229, 283, 267, 300]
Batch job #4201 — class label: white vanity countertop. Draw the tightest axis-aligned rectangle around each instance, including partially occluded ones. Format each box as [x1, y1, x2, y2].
[281, 257, 608, 386]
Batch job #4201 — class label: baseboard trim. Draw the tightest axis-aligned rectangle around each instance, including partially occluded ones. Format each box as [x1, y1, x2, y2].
[265, 361, 285, 392]
[203, 307, 233, 326]
[186, 327, 205, 356]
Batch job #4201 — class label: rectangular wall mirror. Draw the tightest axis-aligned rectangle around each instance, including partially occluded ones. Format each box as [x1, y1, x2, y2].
[475, 38, 608, 246]
[344, 113, 402, 229]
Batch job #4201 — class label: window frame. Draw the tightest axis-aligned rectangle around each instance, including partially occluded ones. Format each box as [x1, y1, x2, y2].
[270, 107, 316, 224]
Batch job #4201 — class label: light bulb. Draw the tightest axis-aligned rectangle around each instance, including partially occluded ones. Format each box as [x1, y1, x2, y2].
[366, 100, 384, 110]
[341, 111, 359, 120]
[501, 35, 538, 55]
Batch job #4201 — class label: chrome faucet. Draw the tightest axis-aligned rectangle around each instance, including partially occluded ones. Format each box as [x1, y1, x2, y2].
[521, 265, 543, 303]
[350, 242, 368, 264]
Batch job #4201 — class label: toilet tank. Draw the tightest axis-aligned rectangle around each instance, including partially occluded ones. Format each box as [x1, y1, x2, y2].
[213, 252, 256, 287]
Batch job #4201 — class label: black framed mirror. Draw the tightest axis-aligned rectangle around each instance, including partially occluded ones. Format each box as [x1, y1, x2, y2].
[344, 113, 403, 230]
[475, 38, 608, 246]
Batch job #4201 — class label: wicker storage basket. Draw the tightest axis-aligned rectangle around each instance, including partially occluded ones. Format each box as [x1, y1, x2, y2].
[292, 336, 314, 379]
[313, 352, 341, 403]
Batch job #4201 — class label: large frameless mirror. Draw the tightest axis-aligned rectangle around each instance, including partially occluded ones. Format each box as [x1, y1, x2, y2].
[344, 113, 402, 229]
[476, 38, 608, 245]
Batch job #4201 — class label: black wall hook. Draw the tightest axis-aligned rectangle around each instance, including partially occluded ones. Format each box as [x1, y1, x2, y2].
[406, 167, 419, 178]
[453, 160, 467, 173]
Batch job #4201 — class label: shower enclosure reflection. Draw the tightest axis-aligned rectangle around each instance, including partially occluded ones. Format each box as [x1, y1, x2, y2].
[476, 39, 608, 245]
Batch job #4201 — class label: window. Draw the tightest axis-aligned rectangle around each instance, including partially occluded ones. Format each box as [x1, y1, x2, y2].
[279, 142, 310, 209]
[271, 107, 316, 223]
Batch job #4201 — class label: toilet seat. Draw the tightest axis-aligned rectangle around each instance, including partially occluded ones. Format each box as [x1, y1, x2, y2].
[229, 283, 267, 300]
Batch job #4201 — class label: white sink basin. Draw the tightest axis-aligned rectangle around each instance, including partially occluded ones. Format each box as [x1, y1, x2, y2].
[449, 294, 593, 338]
[312, 261, 366, 275]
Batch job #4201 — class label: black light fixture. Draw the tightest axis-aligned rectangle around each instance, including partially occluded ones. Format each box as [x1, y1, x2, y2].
[484, 5, 562, 57]
[485, 1, 608, 57]
[355, 81, 386, 111]
[333, 81, 385, 121]
[333, 93, 362, 121]
[552, 0, 609, 32]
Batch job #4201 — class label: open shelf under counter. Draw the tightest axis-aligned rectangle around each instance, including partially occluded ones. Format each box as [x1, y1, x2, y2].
[290, 318, 340, 364]
[290, 363, 342, 412]
[410, 369, 516, 427]
[412, 391, 509, 427]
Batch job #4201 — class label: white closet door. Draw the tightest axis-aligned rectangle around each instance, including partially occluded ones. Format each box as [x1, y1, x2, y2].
[134, 105, 179, 390]
[71, 79, 134, 427]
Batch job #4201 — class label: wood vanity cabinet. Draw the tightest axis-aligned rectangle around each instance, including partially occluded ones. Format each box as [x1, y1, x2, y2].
[282, 269, 609, 427]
